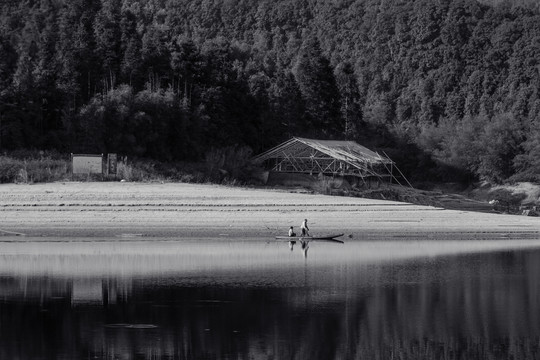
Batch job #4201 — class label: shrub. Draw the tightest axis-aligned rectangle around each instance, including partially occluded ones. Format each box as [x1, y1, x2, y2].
[204, 145, 254, 183]
[115, 159, 207, 183]
[312, 176, 341, 195]
[489, 189, 527, 213]
[0, 157, 23, 183]
[25, 158, 69, 183]
[116, 161, 150, 182]
[0, 156, 69, 183]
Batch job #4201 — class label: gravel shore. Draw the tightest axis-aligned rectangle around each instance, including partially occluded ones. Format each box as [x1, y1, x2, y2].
[0, 182, 539, 240]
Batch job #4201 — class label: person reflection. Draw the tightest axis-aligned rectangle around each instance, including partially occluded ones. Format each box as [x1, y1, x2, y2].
[288, 240, 296, 251]
[301, 240, 309, 258]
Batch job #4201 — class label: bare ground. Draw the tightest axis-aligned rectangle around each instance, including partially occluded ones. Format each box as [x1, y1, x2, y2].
[0, 182, 539, 240]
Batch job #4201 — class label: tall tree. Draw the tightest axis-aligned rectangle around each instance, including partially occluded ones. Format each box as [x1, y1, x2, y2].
[12, 15, 38, 92]
[33, 1, 62, 134]
[120, 8, 143, 88]
[293, 36, 342, 137]
[140, 24, 170, 91]
[93, 0, 122, 92]
[170, 36, 202, 104]
[334, 62, 362, 140]
[268, 64, 306, 143]
[57, 1, 99, 103]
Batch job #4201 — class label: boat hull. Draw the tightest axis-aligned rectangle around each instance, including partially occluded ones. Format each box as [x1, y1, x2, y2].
[274, 233, 344, 242]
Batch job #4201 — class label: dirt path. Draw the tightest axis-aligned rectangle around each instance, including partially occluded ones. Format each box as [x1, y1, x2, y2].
[0, 182, 539, 240]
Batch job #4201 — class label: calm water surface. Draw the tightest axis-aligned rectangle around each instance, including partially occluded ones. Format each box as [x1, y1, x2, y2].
[1, 238, 540, 360]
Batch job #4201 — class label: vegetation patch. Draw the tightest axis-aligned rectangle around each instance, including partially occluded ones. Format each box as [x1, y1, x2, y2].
[2, 0, 540, 185]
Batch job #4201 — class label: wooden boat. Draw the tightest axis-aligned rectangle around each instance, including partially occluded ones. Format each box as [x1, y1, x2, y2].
[274, 233, 344, 243]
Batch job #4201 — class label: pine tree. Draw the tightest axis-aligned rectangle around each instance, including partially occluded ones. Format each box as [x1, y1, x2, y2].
[269, 66, 306, 142]
[12, 16, 39, 92]
[93, 0, 122, 92]
[141, 25, 170, 91]
[120, 9, 142, 88]
[293, 36, 342, 137]
[334, 62, 362, 140]
[170, 36, 202, 103]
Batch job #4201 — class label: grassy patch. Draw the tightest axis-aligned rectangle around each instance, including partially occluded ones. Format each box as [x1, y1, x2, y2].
[0, 152, 228, 184]
[0, 155, 70, 183]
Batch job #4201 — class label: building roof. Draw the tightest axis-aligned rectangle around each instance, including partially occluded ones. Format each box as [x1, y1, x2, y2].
[252, 137, 393, 166]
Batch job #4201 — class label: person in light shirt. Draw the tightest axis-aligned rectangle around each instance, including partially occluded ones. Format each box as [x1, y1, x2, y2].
[288, 226, 296, 237]
[288, 226, 297, 251]
[300, 219, 310, 236]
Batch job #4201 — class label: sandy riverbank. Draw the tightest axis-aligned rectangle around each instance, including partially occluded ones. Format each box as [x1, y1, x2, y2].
[0, 182, 539, 240]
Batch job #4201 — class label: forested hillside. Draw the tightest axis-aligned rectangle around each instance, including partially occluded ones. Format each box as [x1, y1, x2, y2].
[2, 0, 540, 184]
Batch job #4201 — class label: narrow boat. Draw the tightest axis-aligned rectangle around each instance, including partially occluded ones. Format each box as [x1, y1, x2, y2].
[274, 233, 345, 243]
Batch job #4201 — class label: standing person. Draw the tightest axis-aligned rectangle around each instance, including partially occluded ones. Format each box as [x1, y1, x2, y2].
[301, 219, 310, 236]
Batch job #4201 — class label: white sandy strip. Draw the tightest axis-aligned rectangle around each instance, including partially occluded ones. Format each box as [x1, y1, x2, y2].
[0, 182, 539, 239]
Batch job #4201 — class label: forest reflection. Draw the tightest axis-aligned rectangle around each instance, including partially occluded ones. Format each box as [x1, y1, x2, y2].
[1, 241, 540, 359]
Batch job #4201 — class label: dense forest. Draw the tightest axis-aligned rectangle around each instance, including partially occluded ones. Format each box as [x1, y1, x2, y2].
[2, 0, 540, 184]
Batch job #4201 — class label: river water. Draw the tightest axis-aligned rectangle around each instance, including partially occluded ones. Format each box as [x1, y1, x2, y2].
[1, 238, 540, 360]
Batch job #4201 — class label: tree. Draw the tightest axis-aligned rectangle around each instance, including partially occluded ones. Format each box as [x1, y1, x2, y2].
[93, 0, 122, 91]
[0, 36, 17, 91]
[33, 2, 62, 134]
[170, 36, 202, 104]
[120, 8, 143, 88]
[477, 113, 525, 183]
[334, 62, 362, 139]
[57, 1, 99, 103]
[12, 16, 38, 92]
[77, 84, 134, 153]
[514, 112, 540, 181]
[140, 25, 171, 91]
[293, 36, 342, 137]
[438, 114, 488, 174]
[268, 66, 306, 142]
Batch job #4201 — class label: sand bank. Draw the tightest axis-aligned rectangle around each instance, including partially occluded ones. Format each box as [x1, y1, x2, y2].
[0, 182, 538, 240]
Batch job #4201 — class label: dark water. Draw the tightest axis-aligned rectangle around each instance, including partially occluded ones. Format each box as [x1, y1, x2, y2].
[1, 239, 540, 360]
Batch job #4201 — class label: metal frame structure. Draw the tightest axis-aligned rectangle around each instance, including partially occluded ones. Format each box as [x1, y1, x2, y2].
[252, 137, 398, 184]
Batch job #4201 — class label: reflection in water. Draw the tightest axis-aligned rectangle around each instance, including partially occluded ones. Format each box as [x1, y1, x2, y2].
[300, 239, 309, 258]
[287, 239, 311, 257]
[1, 239, 540, 359]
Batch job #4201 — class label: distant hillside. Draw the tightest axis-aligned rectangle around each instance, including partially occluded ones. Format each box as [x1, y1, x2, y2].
[2, 0, 540, 185]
